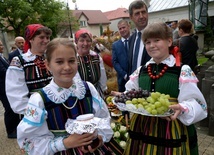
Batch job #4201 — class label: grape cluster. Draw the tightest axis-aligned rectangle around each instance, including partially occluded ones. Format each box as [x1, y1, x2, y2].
[144, 92, 173, 115]
[114, 90, 177, 115]
[114, 88, 150, 103]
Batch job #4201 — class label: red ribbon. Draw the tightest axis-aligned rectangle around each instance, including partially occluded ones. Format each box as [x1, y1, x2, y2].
[170, 46, 181, 67]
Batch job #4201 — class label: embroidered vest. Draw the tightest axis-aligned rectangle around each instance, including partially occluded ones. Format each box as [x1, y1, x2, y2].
[139, 64, 181, 97]
[77, 54, 101, 85]
[38, 81, 93, 130]
[18, 55, 52, 92]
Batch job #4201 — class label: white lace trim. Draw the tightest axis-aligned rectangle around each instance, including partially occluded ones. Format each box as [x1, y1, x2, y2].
[43, 75, 86, 103]
[145, 54, 175, 67]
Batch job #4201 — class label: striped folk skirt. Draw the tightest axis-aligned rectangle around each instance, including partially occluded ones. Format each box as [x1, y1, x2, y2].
[123, 114, 198, 155]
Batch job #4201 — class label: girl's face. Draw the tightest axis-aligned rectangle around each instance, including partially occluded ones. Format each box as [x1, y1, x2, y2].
[144, 38, 172, 64]
[30, 32, 50, 55]
[45, 45, 78, 88]
[76, 35, 92, 56]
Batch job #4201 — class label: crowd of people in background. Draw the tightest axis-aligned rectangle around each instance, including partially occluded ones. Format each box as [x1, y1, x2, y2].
[0, 0, 207, 155]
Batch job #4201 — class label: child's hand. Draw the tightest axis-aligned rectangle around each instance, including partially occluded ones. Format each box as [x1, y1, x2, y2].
[63, 133, 94, 150]
[169, 104, 182, 120]
[111, 91, 122, 96]
[161, 104, 182, 121]
[81, 135, 103, 153]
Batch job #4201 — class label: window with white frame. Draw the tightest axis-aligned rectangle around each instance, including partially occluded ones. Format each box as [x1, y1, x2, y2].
[80, 20, 87, 27]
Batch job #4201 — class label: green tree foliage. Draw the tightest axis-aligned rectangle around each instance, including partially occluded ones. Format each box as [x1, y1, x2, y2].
[0, 0, 78, 37]
[204, 16, 214, 51]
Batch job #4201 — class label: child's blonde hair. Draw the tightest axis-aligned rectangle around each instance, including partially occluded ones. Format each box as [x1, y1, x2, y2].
[46, 38, 77, 62]
[142, 22, 172, 43]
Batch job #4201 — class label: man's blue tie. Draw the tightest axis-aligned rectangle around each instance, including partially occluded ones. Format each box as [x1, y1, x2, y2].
[132, 31, 141, 73]
[124, 39, 128, 54]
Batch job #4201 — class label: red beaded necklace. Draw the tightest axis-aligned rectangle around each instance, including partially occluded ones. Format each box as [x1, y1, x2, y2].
[147, 64, 168, 79]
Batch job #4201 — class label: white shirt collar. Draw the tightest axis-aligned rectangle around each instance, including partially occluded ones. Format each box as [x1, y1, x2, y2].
[145, 54, 176, 67]
[121, 37, 129, 42]
[22, 50, 37, 62]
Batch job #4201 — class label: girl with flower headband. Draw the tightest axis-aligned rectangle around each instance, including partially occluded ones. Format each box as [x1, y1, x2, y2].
[17, 38, 113, 155]
[75, 29, 108, 99]
[6, 24, 53, 115]
[113, 22, 207, 155]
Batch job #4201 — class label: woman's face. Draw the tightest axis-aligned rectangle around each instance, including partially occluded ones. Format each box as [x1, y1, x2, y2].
[76, 34, 92, 56]
[45, 45, 78, 88]
[144, 37, 172, 64]
[30, 32, 50, 55]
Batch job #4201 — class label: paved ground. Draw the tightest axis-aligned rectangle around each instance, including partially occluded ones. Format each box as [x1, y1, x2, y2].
[0, 103, 214, 155]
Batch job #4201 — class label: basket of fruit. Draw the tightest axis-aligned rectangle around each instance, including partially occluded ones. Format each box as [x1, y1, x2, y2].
[112, 89, 177, 117]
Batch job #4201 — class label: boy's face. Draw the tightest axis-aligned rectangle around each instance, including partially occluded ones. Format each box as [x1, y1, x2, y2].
[45, 45, 78, 88]
[144, 38, 172, 63]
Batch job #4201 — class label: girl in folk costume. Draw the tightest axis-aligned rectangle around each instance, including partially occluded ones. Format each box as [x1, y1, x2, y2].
[122, 22, 207, 155]
[6, 24, 53, 114]
[75, 29, 108, 99]
[17, 38, 113, 155]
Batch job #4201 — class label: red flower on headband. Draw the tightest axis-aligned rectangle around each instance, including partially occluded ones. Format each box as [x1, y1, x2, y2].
[23, 24, 44, 52]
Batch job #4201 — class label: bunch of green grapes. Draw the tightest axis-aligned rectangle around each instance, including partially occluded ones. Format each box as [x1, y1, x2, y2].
[144, 92, 172, 115]
[125, 92, 177, 115]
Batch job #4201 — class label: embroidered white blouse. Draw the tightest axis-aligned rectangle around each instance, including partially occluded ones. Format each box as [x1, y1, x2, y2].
[5, 50, 52, 114]
[17, 76, 113, 155]
[126, 54, 207, 125]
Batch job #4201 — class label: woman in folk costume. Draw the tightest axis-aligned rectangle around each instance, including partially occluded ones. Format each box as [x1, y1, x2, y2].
[6, 24, 53, 114]
[122, 22, 207, 155]
[75, 29, 108, 99]
[17, 38, 113, 155]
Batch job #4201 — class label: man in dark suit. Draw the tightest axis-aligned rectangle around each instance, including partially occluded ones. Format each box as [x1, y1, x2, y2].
[0, 40, 20, 138]
[128, 0, 151, 76]
[8, 36, 25, 62]
[112, 20, 130, 92]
